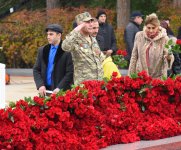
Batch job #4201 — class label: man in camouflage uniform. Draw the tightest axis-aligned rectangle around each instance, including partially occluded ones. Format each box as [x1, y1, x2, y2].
[62, 12, 105, 85]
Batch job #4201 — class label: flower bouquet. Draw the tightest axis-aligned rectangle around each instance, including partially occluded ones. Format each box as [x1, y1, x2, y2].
[165, 39, 181, 55]
[112, 49, 128, 68]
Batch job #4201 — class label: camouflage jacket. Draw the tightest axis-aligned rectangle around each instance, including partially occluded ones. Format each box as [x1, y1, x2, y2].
[62, 30, 105, 85]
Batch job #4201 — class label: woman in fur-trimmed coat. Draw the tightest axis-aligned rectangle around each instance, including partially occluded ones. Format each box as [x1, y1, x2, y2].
[128, 13, 174, 78]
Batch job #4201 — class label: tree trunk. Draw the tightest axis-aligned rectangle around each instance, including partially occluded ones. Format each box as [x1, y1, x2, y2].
[46, 0, 60, 10]
[116, 0, 130, 29]
[173, 0, 181, 8]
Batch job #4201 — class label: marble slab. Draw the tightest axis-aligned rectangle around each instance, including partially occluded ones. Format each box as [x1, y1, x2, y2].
[102, 135, 181, 150]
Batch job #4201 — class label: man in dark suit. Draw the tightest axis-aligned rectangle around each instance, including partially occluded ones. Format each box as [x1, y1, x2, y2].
[33, 24, 73, 96]
[96, 10, 117, 56]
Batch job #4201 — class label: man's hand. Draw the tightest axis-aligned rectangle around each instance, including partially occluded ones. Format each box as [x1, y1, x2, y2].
[53, 88, 60, 94]
[38, 86, 46, 97]
[106, 49, 113, 56]
[74, 22, 85, 32]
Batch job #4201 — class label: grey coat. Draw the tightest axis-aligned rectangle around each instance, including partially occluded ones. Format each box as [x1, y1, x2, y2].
[124, 21, 141, 61]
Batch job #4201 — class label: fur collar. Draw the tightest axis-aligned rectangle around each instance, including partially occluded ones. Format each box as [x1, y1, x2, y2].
[43, 40, 64, 66]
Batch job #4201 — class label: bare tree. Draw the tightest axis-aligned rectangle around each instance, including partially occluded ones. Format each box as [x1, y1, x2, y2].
[116, 0, 130, 29]
[46, 0, 60, 10]
[46, 0, 60, 22]
[172, 0, 181, 8]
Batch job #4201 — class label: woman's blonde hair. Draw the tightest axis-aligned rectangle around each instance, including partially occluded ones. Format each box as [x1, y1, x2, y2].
[145, 13, 160, 27]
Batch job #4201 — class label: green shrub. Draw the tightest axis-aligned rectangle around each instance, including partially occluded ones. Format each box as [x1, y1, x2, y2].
[0, 7, 116, 68]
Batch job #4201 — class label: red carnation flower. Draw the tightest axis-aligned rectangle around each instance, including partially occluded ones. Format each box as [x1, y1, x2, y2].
[112, 72, 118, 77]
[116, 50, 127, 56]
[176, 39, 181, 45]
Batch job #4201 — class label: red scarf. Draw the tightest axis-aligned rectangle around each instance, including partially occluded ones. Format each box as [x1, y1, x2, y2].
[146, 31, 158, 39]
[146, 42, 153, 67]
[145, 31, 159, 67]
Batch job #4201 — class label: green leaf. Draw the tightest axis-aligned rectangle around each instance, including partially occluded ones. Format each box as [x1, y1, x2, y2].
[24, 97, 36, 106]
[81, 89, 88, 97]
[9, 101, 16, 108]
[44, 97, 51, 104]
[130, 73, 138, 79]
[139, 88, 146, 94]
[71, 84, 77, 89]
[8, 113, 14, 123]
[24, 97, 33, 102]
[57, 89, 66, 96]
[103, 77, 110, 83]
[168, 39, 173, 45]
[161, 76, 167, 81]
[119, 101, 126, 111]
[170, 74, 177, 80]
[165, 45, 169, 49]
[173, 45, 181, 53]
[20, 105, 25, 111]
[79, 84, 85, 88]
[141, 105, 145, 112]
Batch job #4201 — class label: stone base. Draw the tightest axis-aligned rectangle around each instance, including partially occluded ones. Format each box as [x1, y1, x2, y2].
[102, 135, 181, 150]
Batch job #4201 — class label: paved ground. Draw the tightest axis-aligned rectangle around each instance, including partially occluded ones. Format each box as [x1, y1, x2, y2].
[5, 76, 38, 105]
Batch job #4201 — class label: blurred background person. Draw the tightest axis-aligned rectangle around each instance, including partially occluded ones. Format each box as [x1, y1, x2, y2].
[163, 18, 174, 36]
[124, 11, 144, 64]
[91, 18, 121, 79]
[72, 20, 77, 29]
[161, 20, 181, 76]
[96, 9, 117, 56]
[177, 26, 181, 68]
[178, 26, 181, 39]
[91, 18, 105, 51]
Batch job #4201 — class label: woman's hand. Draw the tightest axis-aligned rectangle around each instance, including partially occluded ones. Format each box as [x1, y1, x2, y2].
[164, 54, 172, 60]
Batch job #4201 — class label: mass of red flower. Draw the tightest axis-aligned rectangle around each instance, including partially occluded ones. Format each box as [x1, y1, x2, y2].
[0, 71, 181, 150]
